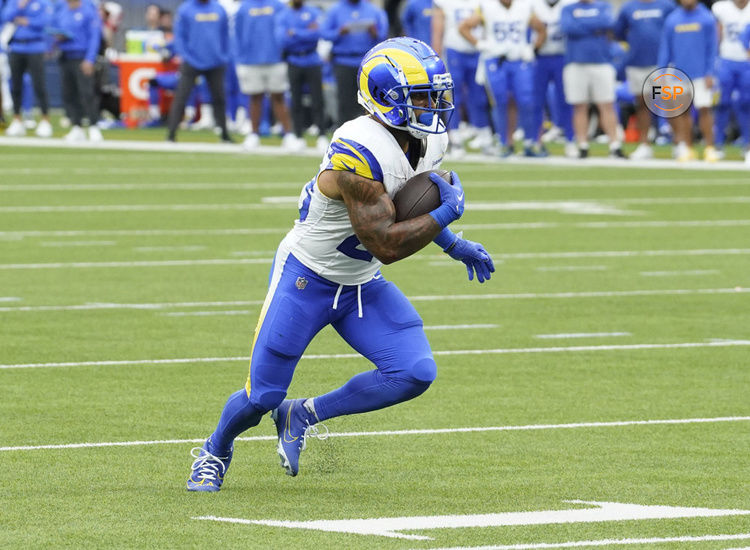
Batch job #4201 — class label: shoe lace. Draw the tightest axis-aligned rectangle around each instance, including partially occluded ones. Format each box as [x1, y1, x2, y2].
[189, 447, 227, 482]
[300, 421, 329, 451]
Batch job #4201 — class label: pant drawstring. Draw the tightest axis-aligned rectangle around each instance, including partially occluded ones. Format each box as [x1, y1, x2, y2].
[332, 284, 343, 310]
[357, 284, 363, 318]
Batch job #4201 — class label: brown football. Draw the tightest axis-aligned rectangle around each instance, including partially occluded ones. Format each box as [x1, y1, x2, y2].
[393, 170, 452, 222]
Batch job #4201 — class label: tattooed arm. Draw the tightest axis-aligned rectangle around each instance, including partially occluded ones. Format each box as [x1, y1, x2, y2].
[317, 169, 442, 265]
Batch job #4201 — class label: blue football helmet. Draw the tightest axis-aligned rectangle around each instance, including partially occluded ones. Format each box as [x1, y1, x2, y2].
[357, 37, 454, 139]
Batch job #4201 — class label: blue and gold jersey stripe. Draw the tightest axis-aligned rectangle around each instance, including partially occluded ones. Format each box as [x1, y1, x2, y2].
[326, 138, 384, 183]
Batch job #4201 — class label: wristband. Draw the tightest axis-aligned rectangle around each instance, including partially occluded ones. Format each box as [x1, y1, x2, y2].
[433, 227, 457, 250]
[429, 203, 458, 229]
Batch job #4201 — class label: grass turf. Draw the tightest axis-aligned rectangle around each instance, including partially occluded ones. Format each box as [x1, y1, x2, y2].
[1, 146, 749, 549]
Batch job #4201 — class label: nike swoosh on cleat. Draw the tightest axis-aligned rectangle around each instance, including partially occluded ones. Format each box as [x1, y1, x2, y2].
[283, 407, 299, 443]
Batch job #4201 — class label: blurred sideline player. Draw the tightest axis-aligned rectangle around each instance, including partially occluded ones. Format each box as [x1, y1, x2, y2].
[432, 0, 492, 155]
[615, 0, 675, 160]
[459, 0, 548, 157]
[531, 0, 577, 159]
[743, 23, 750, 164]
[560, 0, 626, 158]
[401, 0, 432, 45]
[234, 0, 297, 150]
[277, 0, 328, 152]
[711, 0, 750, 160]
[658, 0, 717, 162]
[166, 0, 232, 142]
[186, 37, 495, 490]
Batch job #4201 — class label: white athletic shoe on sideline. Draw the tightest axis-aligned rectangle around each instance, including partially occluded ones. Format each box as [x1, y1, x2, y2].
[564, 142, 579, 159]
[88, 126, 104, 142]
[64, 125, 86, 142]
[281, 133, 302, 151]
[35, 119, 53, 138]
[630, 143, 653, 160]
[242, 133, 260, 151]
[5, 118, 26, 137]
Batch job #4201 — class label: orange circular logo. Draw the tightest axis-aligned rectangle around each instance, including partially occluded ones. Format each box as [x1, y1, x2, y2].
[642, 68, 694, 118]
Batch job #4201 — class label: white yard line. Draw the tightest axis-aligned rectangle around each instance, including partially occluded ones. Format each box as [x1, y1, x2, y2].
[1, 219, 748, 239]
[162, 310, 251, 317]
[425, 324, 499, 330]
[0, 288, 747, 313]
[3, 249, 750, 270]
[0, 299, 265, 312]
[0, 203, 289, 213]
[40, 240, 117, 247]
[535, 266, 608, 272]
[422, 533, 750, 550]
[0, 228, 288, 238]
[640, 270, 719, 277]
[535, 332, 631, 339]
[1, 416, 748, 452]
[0, 182, 304, 191]
[3, 340, 750, 370]
[0, 258, 272, 269]
[133, 246, 207, 252]
[2, 178, 749, 192]
[2, 197, 749, 214]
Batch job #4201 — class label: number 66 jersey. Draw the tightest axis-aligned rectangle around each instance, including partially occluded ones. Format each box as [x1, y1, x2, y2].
[278, 115, 448, 286]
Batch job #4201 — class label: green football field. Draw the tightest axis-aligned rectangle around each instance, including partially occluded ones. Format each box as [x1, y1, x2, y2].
[1, 146, 749, 549]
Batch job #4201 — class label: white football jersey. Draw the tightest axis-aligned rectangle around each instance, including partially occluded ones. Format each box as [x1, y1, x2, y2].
[434, 0, 482, 53]
[531, 0, 573, 56]
[280, 116, 449, 286]
[712, 0, 750, 61]
[478, 0, 534, 60]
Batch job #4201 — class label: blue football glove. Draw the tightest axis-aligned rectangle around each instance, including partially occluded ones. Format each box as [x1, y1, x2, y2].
[428, 171, 465, 229]
[445, 235, 495, 283]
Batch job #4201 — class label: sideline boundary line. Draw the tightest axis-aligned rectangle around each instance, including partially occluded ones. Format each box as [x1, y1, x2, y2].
[2, 135, 749, 171]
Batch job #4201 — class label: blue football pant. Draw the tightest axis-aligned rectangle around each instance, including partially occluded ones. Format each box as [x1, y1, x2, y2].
[714, 58, 750, 148]
[209, 253, 437, 454]
[445, 48, 490, 131]
[485, 58, 536, 146]
[533, 54, 573, 142]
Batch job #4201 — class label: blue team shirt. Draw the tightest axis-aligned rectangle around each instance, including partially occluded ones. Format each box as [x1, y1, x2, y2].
[657, 4, 717, 79]
[1, 0, 51, 53]
[53, 0, 100, 62]
[401, 0, 432, 46]
[277, 3, 323, 67]
[174, 0, 229, 70]
[560, 1, 615, 64]
[614, 0, 675, 67]
[320, 0, 388, 66]
[235, 0, 286, 65]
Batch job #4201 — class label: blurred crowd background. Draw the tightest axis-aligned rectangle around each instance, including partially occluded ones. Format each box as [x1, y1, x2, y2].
[1, 0, 748, 162]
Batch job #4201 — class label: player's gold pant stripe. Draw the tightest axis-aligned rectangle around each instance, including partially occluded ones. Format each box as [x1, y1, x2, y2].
[245, 252, 287, 396]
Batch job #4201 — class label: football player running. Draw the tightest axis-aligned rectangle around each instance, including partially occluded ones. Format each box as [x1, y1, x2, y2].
[187, 37, 495, 489]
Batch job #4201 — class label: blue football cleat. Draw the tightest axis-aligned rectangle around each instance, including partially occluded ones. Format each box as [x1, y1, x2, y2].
[187, 440, 233, 492]
[271, 398, 327, 477]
